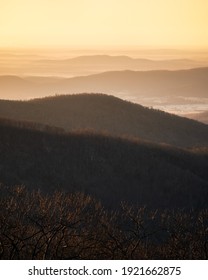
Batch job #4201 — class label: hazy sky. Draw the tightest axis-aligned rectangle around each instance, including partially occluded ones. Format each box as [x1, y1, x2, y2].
[0, 0, 208, 49]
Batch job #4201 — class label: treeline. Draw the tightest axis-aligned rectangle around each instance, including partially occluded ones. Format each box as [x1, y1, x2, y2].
[0, 186, 208, 260]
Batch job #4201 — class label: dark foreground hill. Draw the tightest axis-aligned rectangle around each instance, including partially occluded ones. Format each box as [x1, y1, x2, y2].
[0, 118, 208, 209]
[0, 94, 208, 148]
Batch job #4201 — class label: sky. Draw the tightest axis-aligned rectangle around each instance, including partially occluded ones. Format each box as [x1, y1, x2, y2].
[0, 0, 208, 49]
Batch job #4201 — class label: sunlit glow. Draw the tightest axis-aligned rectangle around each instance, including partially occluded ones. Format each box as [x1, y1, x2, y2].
[0, 0, 208, 49]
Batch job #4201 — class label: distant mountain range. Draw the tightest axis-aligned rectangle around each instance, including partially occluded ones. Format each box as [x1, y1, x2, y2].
[0, 67, 208, 100]
[35, 55, 206, 72]
[0, 118, 207, 209]
[1, 54, 207, 76]
[0, 94, 208, 148]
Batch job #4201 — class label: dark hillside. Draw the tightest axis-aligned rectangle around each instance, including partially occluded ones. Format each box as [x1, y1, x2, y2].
[0, 94, 208, 148]
[0, 119, 207, 209]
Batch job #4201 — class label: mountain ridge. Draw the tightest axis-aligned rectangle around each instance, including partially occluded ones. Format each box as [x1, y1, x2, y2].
[1, 67, 208, 100]
[0, 94, 208, 148]
[0, 118, 207, 209]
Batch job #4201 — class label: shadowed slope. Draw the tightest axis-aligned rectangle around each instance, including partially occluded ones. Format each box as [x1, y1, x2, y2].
[0, 118, 208, 209]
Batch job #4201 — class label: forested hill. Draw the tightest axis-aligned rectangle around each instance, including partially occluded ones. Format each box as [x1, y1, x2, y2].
[0, 94, 208, 148]
[0, 118, 208, 209]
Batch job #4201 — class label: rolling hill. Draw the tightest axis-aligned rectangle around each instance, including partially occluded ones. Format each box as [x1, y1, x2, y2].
[0, 67, 208, 100]
[0, 118, 208, 209]
[51, 67, 208, 97]
[0, 94, 208, 148]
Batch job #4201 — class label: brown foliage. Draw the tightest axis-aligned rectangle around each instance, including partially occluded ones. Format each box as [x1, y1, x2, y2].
[1, 186, 207, 260]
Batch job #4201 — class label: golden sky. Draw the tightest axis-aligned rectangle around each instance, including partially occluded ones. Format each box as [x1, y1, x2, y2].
[0, 0, 208, 49]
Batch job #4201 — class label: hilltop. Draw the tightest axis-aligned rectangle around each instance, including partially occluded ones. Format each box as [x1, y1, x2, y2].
[0, 94, 208, 148]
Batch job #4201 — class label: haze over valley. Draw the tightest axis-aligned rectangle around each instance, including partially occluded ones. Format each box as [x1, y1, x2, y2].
[1, 52, 208, 118]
